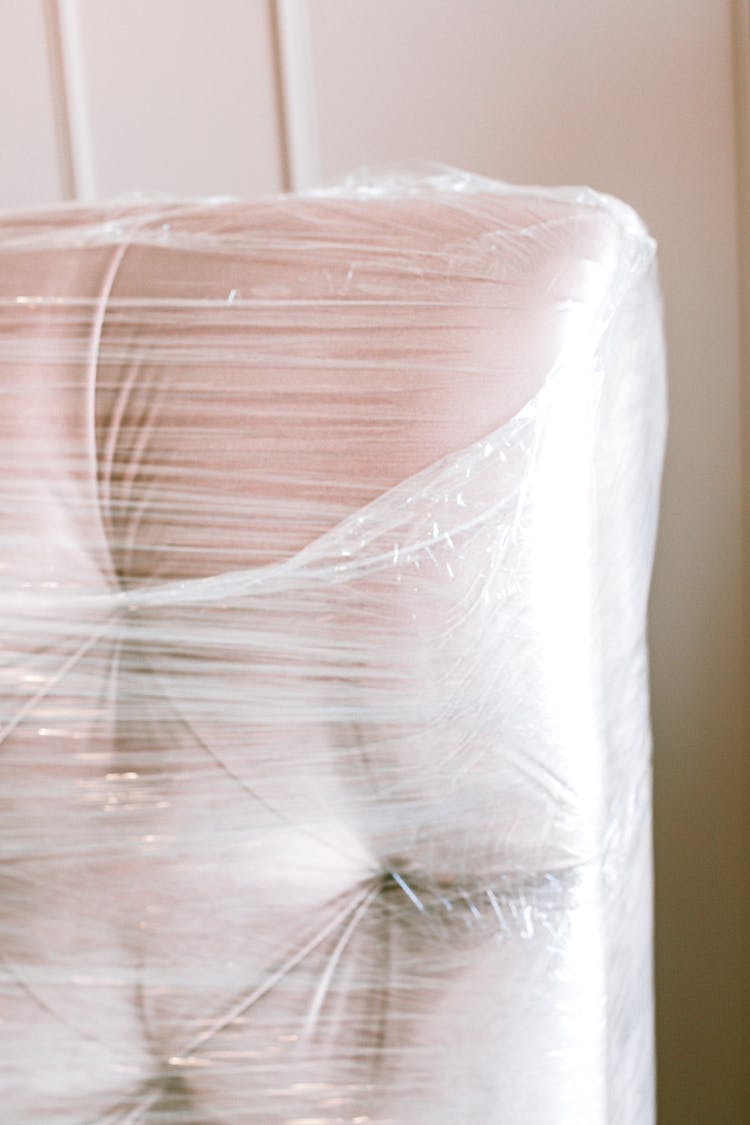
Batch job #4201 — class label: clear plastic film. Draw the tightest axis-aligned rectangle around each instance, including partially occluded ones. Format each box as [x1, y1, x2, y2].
[0, 167, 666, 1124]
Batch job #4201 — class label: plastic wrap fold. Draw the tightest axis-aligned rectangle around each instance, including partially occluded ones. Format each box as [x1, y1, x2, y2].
[0, 167, 666, 1124]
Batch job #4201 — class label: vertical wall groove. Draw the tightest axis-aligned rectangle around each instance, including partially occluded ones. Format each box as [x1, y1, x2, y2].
[42, 0, 75, 200]
[268, 0, 292, 192]
[43, 0, 96, 201]
[271, 0, 321, 192]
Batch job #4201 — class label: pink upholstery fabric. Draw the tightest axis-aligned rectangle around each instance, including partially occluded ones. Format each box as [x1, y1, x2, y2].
[0, 175, 665, 1123]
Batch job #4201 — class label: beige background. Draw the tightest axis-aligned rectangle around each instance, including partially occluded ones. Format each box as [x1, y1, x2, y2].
[1, 1, 748, 1121]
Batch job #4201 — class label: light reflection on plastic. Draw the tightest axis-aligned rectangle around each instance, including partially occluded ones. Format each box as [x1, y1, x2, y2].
[529, 361, 601, 842]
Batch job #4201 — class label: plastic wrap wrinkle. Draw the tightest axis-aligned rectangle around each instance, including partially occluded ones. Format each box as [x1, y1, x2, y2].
[0, 167, 666, 1124]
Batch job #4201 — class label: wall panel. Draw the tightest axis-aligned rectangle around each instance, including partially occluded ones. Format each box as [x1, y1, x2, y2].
[0, 0, 63, 207]
[74, 0, 284, 198]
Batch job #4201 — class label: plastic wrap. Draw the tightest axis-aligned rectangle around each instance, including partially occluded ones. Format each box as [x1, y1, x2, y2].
[0, 167, 666, 1124]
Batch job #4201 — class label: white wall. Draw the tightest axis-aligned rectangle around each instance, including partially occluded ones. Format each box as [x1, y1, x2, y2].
[1, 1, 748, 1120]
